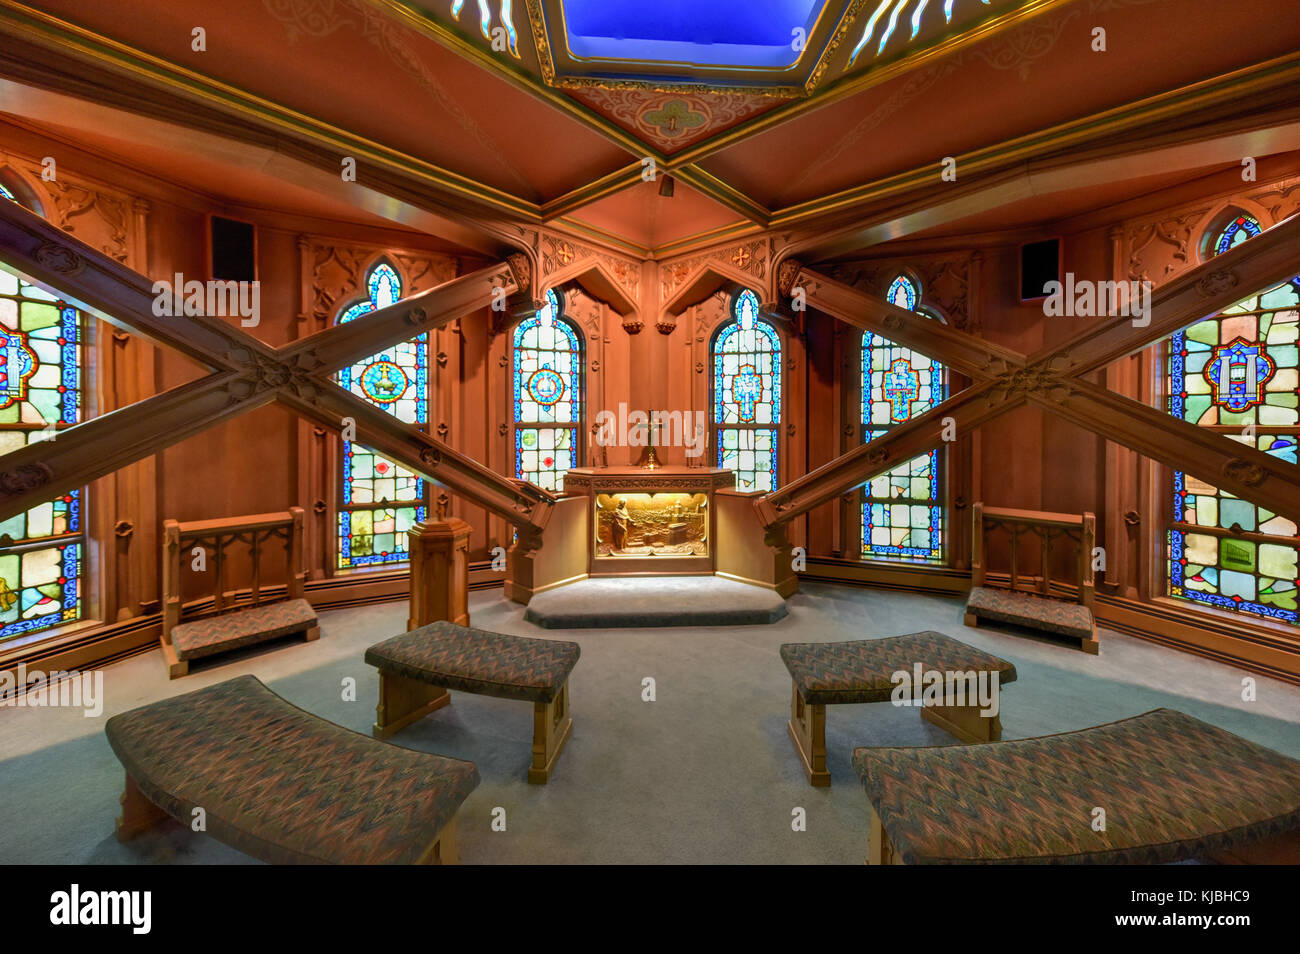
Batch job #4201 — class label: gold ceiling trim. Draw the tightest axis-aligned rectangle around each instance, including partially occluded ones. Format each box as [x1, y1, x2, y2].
[550, 0, 825, 74]
[672, 166, 771, 225]
[540, 162, 649, 220]
[0, 1, 547, 221]
[804, 0, 869, 94]
[3, 0, 1296, 270]
[667, 0, 1070, 164]
[767, 49, 1300, 231]
[363, 0, 656, 158]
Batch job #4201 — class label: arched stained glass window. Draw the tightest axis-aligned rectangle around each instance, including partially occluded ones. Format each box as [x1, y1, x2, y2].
[712, 289, 780, 492]
[1168, 213, 1298, 623]
[513, 288, 582, 491]
[860, 274, 947, 563]
[336, 261, 427, 569]
[0, 261, 84, 641]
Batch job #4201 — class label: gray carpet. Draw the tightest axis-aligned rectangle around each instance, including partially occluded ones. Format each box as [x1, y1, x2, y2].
[2, 581, 1297, 864]
[524, 575, 788, 627]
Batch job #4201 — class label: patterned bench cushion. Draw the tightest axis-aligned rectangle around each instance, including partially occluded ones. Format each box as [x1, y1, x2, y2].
[779, 630, 1017, 706]
[852, 708, 1300, 864]
[171, 598, 317, 661]
[965, 586, 1092, 640]
[366, 620, 580, 704]
[105, 676, 479, 864]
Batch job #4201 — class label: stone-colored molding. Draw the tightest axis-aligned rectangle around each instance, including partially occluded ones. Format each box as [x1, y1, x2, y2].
[824, 252, 976, 332]
[307, 240, 462, 325]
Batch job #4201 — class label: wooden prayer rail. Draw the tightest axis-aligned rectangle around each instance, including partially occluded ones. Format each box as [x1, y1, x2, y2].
[971, 503, 1095, 612]
[161, 508, 308, 671]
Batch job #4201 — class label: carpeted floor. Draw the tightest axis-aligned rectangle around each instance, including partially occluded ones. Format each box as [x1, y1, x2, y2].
[2, 581, 1297, 864]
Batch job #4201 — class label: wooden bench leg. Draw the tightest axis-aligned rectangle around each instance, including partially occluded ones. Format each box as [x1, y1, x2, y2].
[373, 671, 450, 739]
[787, 682, 830, 787]
[963, 611, 979, 627]
[116, 773, 169, 842]
[866, 805, 903, 865]
[159, 636, 188, 679]
[529, 681, 573, 784]
[920, 693, 1003, 744]
[417, 819, 460, 865]
[1081, 624, 1100, 655]
[303, 624, 320, 644]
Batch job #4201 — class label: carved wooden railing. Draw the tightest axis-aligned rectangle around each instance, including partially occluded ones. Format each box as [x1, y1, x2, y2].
[162, 508, 307, 641]
[971, 502, 1095, 613]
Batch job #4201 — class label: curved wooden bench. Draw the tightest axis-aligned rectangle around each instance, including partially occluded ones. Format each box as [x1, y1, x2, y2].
[780, 631, 1017, 786]
[853, 708, 1300, 864]
[366, 621, 580, 784]
[106, 675, 479, 864]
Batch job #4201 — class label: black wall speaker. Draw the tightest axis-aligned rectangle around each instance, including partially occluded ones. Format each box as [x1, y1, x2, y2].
[1020, 237, 1061, 301]
[210, 215, 256, 283]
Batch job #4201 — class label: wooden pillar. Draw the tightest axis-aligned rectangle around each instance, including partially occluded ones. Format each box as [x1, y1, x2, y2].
[407, 510, 472, 629]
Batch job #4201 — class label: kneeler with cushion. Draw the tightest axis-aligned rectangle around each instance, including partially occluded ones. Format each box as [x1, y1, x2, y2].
[105, 675, 479, 864]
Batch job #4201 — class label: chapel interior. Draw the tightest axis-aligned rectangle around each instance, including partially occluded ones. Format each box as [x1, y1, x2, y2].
[1, 0, 1299, 867]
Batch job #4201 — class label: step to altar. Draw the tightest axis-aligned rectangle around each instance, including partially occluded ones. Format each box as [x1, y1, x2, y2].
[522, 576, 788, 629]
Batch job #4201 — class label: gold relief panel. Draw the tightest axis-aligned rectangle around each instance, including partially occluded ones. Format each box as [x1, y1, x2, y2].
[595, 492, 709, 557]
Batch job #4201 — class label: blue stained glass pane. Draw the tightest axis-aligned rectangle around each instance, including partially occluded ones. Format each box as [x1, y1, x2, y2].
[336, 262, 428, 569]
[1167, 214, 1299, 624]
[712, 290, 780, 491]
[514, 289, 582, 491]
[861, 275, 945, 564]
[0, 259, 85, 642]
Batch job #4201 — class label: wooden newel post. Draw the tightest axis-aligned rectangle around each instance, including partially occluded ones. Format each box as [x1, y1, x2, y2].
[408, 498, 472, 630]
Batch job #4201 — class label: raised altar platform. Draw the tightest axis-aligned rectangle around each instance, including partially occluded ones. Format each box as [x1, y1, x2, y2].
[522, 576, 789, 629]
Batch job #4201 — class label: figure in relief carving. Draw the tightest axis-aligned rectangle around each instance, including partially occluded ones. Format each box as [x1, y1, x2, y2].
[611, 499, 629, 551]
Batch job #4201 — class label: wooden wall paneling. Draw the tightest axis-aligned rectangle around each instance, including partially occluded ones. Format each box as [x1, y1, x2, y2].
[784, 308, 808, 550]
[486, 306, 510, 549]
[835, 321, 852, 559]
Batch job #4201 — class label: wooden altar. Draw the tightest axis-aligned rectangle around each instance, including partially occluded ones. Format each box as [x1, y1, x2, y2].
[562, 466, 736, 577]
[504, 465, 798, 604]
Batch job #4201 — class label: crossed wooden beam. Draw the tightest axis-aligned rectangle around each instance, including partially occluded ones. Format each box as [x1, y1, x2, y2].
[0, 200, 557, 533]
[757, 212, 1300, 530]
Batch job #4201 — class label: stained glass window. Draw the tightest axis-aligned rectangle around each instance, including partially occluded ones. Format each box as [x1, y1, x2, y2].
[1168, 213, 1298, 623]
[0, 260, 84, 641]
[0, 181, 15, 202]
[513, 288, 582, 491]
[860, 274, 947, 563]
[712, 289, 780, 492]
[336, 261, 427, 568]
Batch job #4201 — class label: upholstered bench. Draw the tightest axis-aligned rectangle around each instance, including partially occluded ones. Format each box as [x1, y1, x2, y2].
[779, 631, 1017, 787]
[853, 708, 1300, 864]
[105, 675, 479, 864]
[170, 598, 319, 668]
[965, 585, 1099, 654]
[366, 621, 581, 784]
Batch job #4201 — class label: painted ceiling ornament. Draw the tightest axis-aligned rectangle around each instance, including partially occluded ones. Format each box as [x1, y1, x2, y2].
[1204, 337, 1276, 413]
[451, 0, 520, 58]
[0, 329, 38, 409]
[639, 98, 708, 139]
